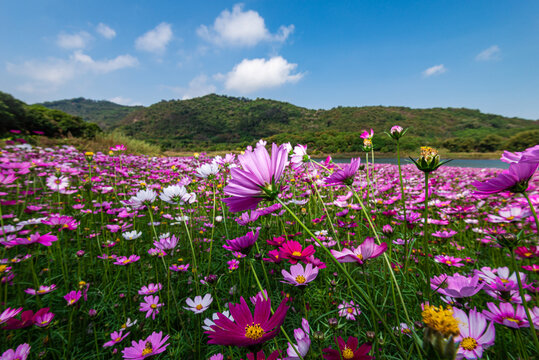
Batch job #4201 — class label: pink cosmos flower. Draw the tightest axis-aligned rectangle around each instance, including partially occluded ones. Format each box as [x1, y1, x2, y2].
[431, 273, 484, 298]
[323, 337, 373, 360]
[223, 143, 288, 212]
[0, 173, 18, 185]
[486, 206, 531, 223]
[103, 330, 130, 347]
[473, 161, 538, 194]
[205, 294, 289, 347]
[42, 214, 79, 231]
[434, 255, 465, 267]
[452, 308, 495, 359]
[138, 283, 162, 295]
[483, 302, 530, 328]
[227, 259, 240, 270]
[139, 295, 163, 320]
[338, 300, 361, 321]
[330, 237, 387, 265]
[281, 263, 319, 286]
[10, 232, 58, 247]
[501, 145, 539, 164]
[286, 318, 311, 359]
[33, 309, 55, 327]
[184, 294, 213, 314]
[121, 331, 170, 359]
[114, 255, 140, 266]
[324, 158, 360, 186]
[290, 144, 310, 170]
[360, 129, 374, 140]
[0, 343, 31, 360]
[64, 290, 82, 306]
[169, 264, 190, 272]
[24, 284, 57, 295]
[431, 229, 457, 238]
[0, 307, 23, 324]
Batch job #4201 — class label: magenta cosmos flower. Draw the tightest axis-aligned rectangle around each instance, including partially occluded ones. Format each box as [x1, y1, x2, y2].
[205, 294, 289, 347]
[24, 284, 57, 295]
[122, 331, 170, 359]
[331, 237, 387, 265]
[223, 143, 288, 212]
[64, 290, 82, 306]
[483, 302, 529, 328]
[452, 308, 495, 360]
[323, 336, 373, 360]
[138, 283, 162, 295]
[139, 295, 163, 320]
[1, 343, 31, 360]
[473, 161, 538, 194]
[10, 232, 58, 247]
[434, 255, 465, 267]
[223, 228, 260, 254]
[0, 307, 23, 324]
[279, 240, 316, 264]
[324, 158, 360, 186]
[281, 263, 319, 286]
[338, 300, 361, 321]
[103, 330, 130, 347]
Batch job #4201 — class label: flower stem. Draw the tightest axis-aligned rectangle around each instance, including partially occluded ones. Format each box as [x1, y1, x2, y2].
[423, 172, 431, 300]
[523, 192, 539, 234]
[276, 197, 417, 359]
[510, 250, 539, 353]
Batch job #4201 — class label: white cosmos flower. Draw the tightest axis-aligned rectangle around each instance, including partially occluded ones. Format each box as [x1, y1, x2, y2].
[128, 189, 157, 207]
[160, 185, 196, 204]
[122, 230, 142, 241]
[202, 310, 233, 331]
[46, 175, 70, 191]
[195, 163, 219, 179]
[184, 294, 213, 314]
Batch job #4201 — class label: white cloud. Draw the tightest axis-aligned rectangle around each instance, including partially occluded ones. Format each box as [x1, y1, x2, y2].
[476, 45, 500, 61]
[57, 31, 92, 49]
[6, 51, 138, 90]
[109, 96, 141, 106]
[422, 64, 447, 77]
[197, 3, 294, 47]
[135, 22, 173, 53]
[96, 23, 116, 39]
[166, 74, 217, 100]
[223, 56, 303, 93]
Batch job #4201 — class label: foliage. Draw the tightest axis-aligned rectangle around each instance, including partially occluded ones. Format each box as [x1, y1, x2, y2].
[0, 91, 101, 138]
[505, 130, 539, 151]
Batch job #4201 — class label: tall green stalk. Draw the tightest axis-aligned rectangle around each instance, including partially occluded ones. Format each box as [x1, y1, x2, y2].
[423, 172, 431, 299]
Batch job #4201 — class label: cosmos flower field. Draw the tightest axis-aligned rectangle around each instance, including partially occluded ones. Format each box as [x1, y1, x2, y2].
[0, 136, 538, 360]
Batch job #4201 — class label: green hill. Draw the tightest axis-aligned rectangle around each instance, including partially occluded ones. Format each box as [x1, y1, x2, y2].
[35, 93, 538, 153]
[38, 98, 141, 130]
[116, 94, 538, 153]
[0, 91, 100, 138]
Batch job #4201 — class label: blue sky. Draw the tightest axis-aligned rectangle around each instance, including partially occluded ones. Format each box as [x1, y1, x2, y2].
[1, 0, 538, 119]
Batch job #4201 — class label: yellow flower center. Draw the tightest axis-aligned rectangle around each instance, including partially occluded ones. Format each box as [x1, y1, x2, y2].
[357, 254, 364, 260]
[141, 342, 153, 356]
[244, 323, 265, 340]
[421, 305, 460, 337]
[196, 304, 203, 310]
[122, 259, 130, 264]
[292, 251, 302, 257]
[150, 304, 157, 309]
[37, 289, 46, 293]
[460, 337, 478, 350]
[347, 307, 354, 314]
[0, 265, 7, 273]
[342, 346, 354, 359]
[114, 337, 121, 342]
[295, 275, 306, 284]
[524, 252, 532, 257]
[507, 216, 514, 220]
[445, 260, 452, 265]
[504, 317, 521, 324]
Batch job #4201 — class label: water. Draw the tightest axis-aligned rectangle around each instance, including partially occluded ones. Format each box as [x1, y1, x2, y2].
[324, 158, 509, 169]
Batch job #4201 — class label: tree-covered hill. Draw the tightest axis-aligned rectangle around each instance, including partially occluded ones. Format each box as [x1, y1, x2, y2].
[35, 93, 538, 153]
[116, 94, 538, 152]
[38, 98, 141, 130]
[0, 92, 100, 138]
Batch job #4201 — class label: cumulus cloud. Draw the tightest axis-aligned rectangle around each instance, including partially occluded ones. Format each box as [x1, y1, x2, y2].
[96, 23, 116, 39]
[6, 51, 138, 90]
[166, 74, 217, 100]
[197, 3, 294, 46]
[223, 56, 303, 93]
[422, 64, 447, 77]
[135, 22, 173, 53]
[57, 31, 92, 49]
[475, 45, 500, 61]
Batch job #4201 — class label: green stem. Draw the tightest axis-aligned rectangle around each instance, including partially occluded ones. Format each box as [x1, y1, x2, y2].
[179, 207, 199, 294]
[510, 251, 539, 353]
[206, 183, 218, 276]
[423, 172, 431, 300]
[275, 197, 415, 358]
[523, 192, 539, 234]
[397, 141, 409, 271]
